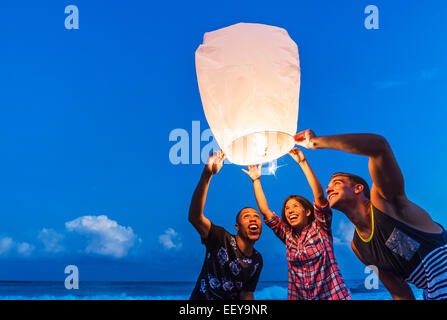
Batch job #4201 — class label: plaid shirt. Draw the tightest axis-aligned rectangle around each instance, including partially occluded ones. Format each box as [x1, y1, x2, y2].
[265, 201, 351, 300]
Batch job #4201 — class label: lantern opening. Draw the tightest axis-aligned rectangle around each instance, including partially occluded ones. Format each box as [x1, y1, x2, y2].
[225, 131, 295, 166]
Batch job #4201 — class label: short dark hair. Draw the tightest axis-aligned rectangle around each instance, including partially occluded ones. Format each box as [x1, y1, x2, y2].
[281, 195, 314, 227]
[330, 172, 371, 199]
[236, 207, 258, 224]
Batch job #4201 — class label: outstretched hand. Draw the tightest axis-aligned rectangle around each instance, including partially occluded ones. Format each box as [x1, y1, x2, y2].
[205, 151, 225, 175]
[289, 147, 306, 164]
[242, 164, 262, 182]
[294, 129, 317, 149]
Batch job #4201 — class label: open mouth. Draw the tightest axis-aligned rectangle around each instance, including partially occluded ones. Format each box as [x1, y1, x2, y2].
[288, 214, 299, 223]
[328, 193, 338, 201]
[248, 224, 259, 232]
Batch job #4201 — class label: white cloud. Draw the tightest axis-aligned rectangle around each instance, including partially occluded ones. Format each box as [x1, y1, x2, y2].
[65, 215, 138, 258]
[159, 228, 182, 250]
[38, 228, 65, 253]
[0, 237, 13, 255]
[333, 220, 355, 248]
[0, 237, 34, 257]
[16, 242, 34, 256]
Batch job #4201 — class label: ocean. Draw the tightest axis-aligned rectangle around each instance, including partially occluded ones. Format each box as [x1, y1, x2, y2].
[0, 280, 424, 300]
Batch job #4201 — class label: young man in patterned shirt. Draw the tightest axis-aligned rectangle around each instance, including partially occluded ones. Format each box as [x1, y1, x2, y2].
[189, 151, 263, 300]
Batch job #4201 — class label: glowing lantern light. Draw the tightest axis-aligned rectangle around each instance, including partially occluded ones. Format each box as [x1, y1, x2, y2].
[195, 23, 300, 165]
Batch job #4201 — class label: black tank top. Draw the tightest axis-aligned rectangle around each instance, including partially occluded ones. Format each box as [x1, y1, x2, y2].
[353, 205, 447, 281]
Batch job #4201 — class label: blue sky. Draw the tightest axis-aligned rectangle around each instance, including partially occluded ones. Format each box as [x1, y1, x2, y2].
[0, 0, 446, 283]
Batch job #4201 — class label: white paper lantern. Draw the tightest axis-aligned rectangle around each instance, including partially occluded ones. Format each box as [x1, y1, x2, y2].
[195, 23, 300, 165]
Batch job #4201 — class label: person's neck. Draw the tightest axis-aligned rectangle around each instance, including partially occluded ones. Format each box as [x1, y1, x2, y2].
[292, 223, 306, 235]
[339, 199, 372, 233]
[236, 234, 254, 257]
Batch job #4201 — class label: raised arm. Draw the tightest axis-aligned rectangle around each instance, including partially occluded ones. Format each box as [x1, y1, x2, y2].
[295, 130, 405, 201]
[242, 165, 274, 220]
[188, 151, 225, 239]
[289, 148, 327, 206]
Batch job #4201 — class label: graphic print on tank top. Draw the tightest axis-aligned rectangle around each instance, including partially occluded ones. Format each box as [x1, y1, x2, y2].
[385, 227, 421, 261]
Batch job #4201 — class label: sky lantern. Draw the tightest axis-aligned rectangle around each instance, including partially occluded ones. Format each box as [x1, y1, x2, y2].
[195, 23, 300, 165]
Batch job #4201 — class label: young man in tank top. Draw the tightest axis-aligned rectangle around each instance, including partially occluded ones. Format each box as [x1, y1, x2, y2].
[295, 129, 447, 300]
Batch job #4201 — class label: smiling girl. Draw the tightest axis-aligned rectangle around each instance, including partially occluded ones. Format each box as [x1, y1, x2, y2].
[243, 148, 350, 300]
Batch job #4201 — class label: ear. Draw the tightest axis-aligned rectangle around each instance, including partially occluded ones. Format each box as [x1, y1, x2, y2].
[235, 223, 239, 232]
[353, 184, 364, 195]
[306, 209, 312, 217]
